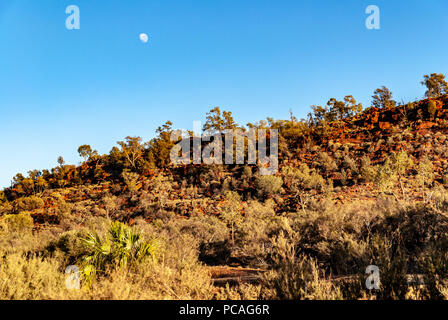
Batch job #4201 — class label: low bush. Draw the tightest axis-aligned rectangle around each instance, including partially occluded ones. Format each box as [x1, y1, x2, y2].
[79, 221, 159, 284]
[255, 175, 283, 198]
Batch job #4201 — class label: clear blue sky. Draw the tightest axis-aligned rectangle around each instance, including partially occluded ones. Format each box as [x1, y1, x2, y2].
[0, 0, 447, 188]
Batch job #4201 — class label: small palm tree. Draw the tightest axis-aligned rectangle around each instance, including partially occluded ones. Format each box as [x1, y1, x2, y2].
[80, 221, 158, 284]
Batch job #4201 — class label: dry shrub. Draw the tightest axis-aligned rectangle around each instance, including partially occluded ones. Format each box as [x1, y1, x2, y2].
[0, 201, 13, 215]
[420, 235, 448, 300]
[318, 152, 337, 173]
[260, 233, 342, 300]
[233, 200, 287, 266]
[84, 257, 213, 300]
[363, 235, 409, 300]
[255, 175, 283, 198]
[0, 253, 82, 300]
[0, 212, 42, 253]
[14, 196, 44, 212]
[44, 229, 89, 265]
[290, 201, 381, 275]
[0, 211, 34, 233]
[214, 283, 263, 300]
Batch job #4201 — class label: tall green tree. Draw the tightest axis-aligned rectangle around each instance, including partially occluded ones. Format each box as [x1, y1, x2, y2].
[372, 86, 396, 109]
[78, 145, 98, 162]
[57, 156, 65, 167]
[308, 105, 329, 126]
[203, 107, 237, 133]
[147, 121, 175, 168]
[220, 191, 243, 245]
[421, 73, 448, 98]
[327, 95, 363, 120]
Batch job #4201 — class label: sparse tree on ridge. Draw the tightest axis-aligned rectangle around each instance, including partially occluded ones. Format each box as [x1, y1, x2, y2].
[421, 73, 448, 98]
[203, 107, 237, 133]
[308, 105, 329, 126]
[148, 121, 175, 168]
[327, 95, 363, 121]
[57, 156, 65, 167]
[372, 86, 396, 109]
[77, 144, 98, 162]
[117, 136, 146, 170]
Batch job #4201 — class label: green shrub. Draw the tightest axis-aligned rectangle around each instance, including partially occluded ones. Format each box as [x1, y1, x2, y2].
[374, 152, 413, 195]
[344, 155, 358, 174]
[14, 196, 44, 212]
[319, 152, 337, 173]
[256, 175, 283, 198]
[339, 169, 348, 186]
[44, 230, 88, 264]
[391, 151, 414, 177]
[122, 170, 140, 194]
[361, 156, 376, 183]
[415, 157, 435, 188]
[220, 191, 243, 244]
[0, 212, 34, 234]
[235, 200, 284, 266]
[80, 221, 159, 284]
[282, 164, 326, 191]
[374, 161, 397, 193]
[428, 100, 437, 118]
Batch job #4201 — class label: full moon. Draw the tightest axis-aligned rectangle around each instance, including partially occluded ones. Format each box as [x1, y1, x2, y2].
[139, 33, 149, 43]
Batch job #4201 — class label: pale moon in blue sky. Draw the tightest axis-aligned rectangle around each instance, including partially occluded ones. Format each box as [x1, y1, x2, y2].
[139, 33, 149, 43]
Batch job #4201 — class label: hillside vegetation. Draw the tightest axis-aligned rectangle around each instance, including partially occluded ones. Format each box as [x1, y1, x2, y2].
[2, 74, 448, 300]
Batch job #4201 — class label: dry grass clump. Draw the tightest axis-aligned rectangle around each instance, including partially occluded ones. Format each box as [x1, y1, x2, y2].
[0, 253, 85, 300]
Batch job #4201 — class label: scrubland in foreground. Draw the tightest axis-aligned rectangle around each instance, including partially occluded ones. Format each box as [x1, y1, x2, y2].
[2, 193, 448, 300]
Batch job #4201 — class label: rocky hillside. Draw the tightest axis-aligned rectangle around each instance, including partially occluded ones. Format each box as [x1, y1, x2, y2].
[0, 95, 447, 227]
